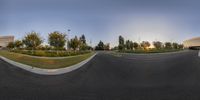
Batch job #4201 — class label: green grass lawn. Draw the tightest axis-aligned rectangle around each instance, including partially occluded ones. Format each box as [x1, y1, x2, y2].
[0, 51, 95, 69]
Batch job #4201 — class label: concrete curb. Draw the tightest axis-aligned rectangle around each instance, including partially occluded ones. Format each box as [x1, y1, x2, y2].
[0, 53, 97, 75]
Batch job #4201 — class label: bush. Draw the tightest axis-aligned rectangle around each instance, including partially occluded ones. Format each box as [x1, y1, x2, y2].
[10, 50, 91, 57]
[33, 50, 46, 56]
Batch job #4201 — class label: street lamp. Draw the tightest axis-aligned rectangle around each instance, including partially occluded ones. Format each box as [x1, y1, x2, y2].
[67, 29, 71, 50]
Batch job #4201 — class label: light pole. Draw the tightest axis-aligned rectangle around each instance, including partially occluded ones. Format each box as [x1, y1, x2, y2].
[67, 29, 71, 50]
[67, 29, 71, 40]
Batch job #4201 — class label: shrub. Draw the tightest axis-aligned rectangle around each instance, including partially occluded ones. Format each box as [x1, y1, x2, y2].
[33, 50, 46, 56]
[10, 50, 91, 57]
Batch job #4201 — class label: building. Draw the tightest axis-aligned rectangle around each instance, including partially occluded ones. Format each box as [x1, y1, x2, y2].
[183, 37, 200, 49]
[0, 36, 14, 48]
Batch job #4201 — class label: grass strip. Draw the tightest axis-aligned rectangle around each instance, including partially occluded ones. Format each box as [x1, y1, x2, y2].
[0, 51, 94, 69]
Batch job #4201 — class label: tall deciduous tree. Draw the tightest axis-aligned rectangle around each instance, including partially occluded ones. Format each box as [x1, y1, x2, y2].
[153, 41, 163, 49]
[22, 31, 43, 53]
[79, 34, 88, 50]
[95, 40, 104, 50]
[48, 31, 67, 51]
[69, 36, 80, 50]
[118, 35, 125, 50]
[125, 40, 131, 50]
[133, 42, 139, 50]
[7, 42, 15, 50]
[79, 34, 86, 44]
[172, 42, 179, 49]
[141, 41, 151, 49]
[178, 44, 184, 49]
[104, 43, 110, 50]
[130, 41, 134, 50]
[14, 40, 23, 49]
[165, 42, 172, 49]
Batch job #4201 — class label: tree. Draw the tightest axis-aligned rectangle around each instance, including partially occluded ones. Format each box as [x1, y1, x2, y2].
[104, 43, 110, 50]
[80, 43, 88, 50]
[140, 41, 151, 49]
[95, 40, 104, 50]
[165, 42, 172, 49]
[79, 34, 88, 50]
[130, 41, 134, 50]
[87, 46, 93, 51]
[69, 36, 80, 50]
[153, 41, 163, 49]
[133, 42, 139, 50]
[7, 42, 15, 50]
[14, 40, 23, 49]
[118, 35, 125, 50]
[79, 34, 86, 44]
[172, 42, 179, 49]
[48, 31, 67, 51]
[118, 44, 124, 51]
[125, 40, 131, 50]
[178, 44, 184, 49]
[44, 45, 52, 50]
[22, 31, 43, 53]
[111, 46, 118, 51]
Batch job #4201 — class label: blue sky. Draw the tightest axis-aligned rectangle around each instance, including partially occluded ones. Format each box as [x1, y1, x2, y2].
[0, 0, 200, 47]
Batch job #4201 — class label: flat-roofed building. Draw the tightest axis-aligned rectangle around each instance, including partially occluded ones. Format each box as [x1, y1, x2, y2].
[183, 37, 200, 49]
[0, 36, 14, 48]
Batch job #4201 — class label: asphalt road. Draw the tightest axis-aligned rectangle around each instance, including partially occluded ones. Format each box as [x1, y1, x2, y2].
[0, 50, 200, 100]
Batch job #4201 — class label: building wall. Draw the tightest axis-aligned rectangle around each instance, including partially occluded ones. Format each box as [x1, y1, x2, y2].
[183, 37, 200, 48]
[0, 36, 14, 48]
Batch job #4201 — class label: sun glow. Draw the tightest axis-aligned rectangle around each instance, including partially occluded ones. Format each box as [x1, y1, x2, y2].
[109, 15, 178, 46]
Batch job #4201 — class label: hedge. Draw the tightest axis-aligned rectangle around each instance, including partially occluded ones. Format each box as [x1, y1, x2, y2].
[10, 50, 91, 57]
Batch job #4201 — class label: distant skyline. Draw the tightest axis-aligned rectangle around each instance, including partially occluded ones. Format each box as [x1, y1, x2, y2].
[1, 0, 200, 47]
